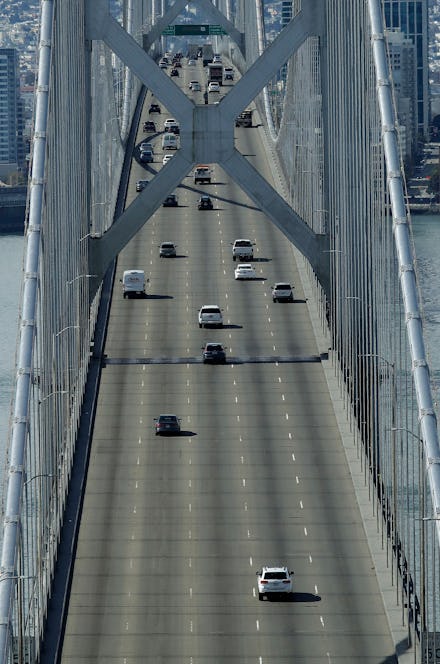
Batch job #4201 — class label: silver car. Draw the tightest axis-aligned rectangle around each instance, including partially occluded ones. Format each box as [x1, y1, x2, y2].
[159, 242, 177, 258]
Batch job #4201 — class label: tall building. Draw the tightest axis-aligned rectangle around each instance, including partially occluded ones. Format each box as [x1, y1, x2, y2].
[385, 29, 417, 159]
[281, 1, 292, 28]
[383, 0, 429, 139]
[0, 48, 25, 178]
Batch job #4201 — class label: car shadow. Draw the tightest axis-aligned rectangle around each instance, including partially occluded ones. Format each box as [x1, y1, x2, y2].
[293, 298, 307, 304]
[222, 324, 243, 330]
[146, 294, 174, 300]
[179, 183, 261, 212]
[180, 430, 197, 437]
[262, 592, 321, 603]
[253, 257, 272, 263]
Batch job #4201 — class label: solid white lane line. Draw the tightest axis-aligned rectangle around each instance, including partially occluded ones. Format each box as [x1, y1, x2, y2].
[315, 584, 319, 595]
[249, 556, 253, 566]
[282, 394, 285, 401]
[300, 500, 303, 509]
[309, 554, 313, 564]
[296, 476, 300, 484]
[320, 616, 325, 627]
[285, 413, 289, 420]
[256, 620, 260, 631]
[304, 527, 308, 536]
[291, 453, 295, 461]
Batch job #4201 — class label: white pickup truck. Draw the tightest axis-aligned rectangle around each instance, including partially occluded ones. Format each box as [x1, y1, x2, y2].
[232, 238, 254, 261]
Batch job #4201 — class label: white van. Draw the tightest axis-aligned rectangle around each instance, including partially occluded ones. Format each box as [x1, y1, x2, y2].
[162, 133, 178, 150]
[121, 270, 146, 298]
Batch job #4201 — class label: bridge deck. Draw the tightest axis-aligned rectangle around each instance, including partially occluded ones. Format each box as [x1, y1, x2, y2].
[60, 61, 395, 662]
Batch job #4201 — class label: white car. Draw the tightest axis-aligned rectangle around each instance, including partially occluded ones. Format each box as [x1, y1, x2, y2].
[159, 61, 168, 68]
[188, 80, 199, 89]
[272, 282, 294, 302]
[163, 118, 178, 131]
[198, 305, 223, 328]
[208, 81, 220, 93]
[256, 566, 293, 600]
[234, 263, 256, 280]
[162, 154, 173, 165]
[188, 59, 196, 66]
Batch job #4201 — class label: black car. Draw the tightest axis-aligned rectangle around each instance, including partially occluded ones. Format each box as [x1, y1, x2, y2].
[202, 343, 227, 364]
[170, 68, 179, 77]
[163, 194, 178, 207]
[198, 195, 213, 210]
[173, 60, 182, 68]
[149, 103, 161, 114]
[154, 414, 181, 435]
[143, 120, 156, 132]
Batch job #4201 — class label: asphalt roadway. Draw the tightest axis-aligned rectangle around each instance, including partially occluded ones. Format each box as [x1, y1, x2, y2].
[60, 58, 396, 663]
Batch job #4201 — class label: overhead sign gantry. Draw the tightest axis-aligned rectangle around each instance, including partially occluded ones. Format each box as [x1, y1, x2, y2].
[162, 25, 227, 36]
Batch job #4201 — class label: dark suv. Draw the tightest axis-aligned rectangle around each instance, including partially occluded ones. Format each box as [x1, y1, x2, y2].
[198, 195, 213, 210]
[202, 343, 226, 364]
[154, 414, 181, 435]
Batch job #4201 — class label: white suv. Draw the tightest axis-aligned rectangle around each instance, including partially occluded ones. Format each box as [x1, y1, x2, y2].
[256, 566, 293, 600]
[198, 305, 223, 328]
[271, 282, 294, 302]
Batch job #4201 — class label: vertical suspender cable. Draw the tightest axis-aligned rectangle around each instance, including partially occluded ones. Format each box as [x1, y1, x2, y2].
[255, 0, 277, 141]
[0, 0, 53, 660]
[367, 0, 440, 544]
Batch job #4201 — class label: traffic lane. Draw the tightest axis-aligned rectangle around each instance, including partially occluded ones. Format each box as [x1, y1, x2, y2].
[135, 364, 303, 663]
[140, 360, 394, 662]
[63, 357, 394, 662]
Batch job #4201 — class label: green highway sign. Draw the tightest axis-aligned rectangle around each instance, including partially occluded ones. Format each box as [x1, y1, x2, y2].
[161, 25, 227, 36]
